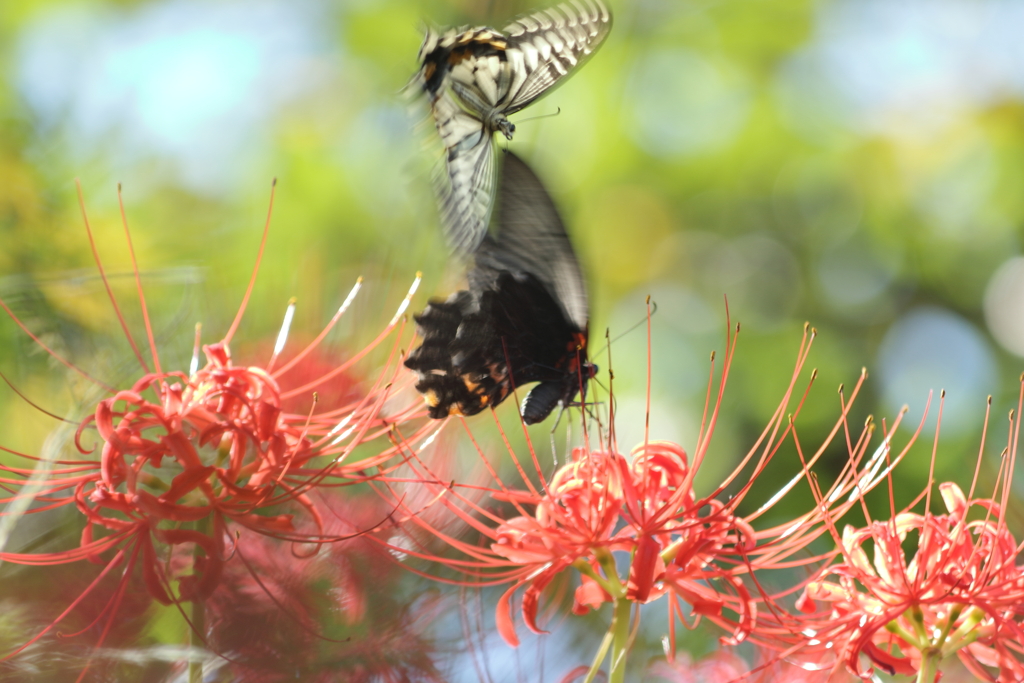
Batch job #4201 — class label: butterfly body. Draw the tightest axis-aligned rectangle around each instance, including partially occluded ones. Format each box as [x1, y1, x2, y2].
[405, 152, 594, 425]
[413, 0, 611, 254]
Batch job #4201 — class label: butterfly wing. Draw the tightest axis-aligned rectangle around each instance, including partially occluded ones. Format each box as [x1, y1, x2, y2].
[404, 290, 505, 419]
[430, 92, 497, 255]
[414, 0, 611, 116]
[405, 152, 591, 425]
[499, 0, 613, 115]
[413, 1, 611, 254]
[463, 151, 591, 424]
[472, 151, 588, 330]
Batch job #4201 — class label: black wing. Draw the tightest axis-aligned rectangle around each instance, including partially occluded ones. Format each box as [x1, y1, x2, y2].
[471, 151, 588, 330]
[405, 152, 591, 424]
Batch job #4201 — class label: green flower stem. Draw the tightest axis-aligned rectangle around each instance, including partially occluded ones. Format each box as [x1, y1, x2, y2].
[660, 537, 682, 564]
[189, 516, 211, 683]
[608, 597, 632, 683]
[573, 557, 617, 597]
[908, 605, 929, 644]
[935, 604, 964, 647]
[593, 548, 625, 597]
[941, 607, 985, 654]
[884, 618, 922, 649]
[916, 649, 939, 683]
[576, 551, 632, 683]
[582, 630, 614, 683]
[189, 597, 206, 683]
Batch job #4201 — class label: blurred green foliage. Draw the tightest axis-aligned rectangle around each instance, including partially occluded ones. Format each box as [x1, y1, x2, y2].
[2, 0, 1023, 679]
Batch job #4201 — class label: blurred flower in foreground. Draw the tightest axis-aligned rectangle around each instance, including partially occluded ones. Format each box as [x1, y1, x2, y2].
[207, 496, 444, 682]
[385, 317, 915, 682]
[779, 387, 1024, 683]
[0, 184, 430, 679]
[648, 648, 856, 683]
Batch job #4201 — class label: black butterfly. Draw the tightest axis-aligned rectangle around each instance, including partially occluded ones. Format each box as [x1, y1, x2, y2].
[412, 0, 611, 254]
[404, 151, 594, 425]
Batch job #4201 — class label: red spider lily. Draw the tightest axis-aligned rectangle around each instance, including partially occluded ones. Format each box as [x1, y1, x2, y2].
[780, 385, 1024, 683]
[205, 496, 445, 683]
[0, 182, 427, 678]
[379, 313, 913, 683]
[490, 447, 627, 636]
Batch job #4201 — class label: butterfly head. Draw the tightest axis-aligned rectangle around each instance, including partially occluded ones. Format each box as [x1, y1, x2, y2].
[495, 117, 515, 140]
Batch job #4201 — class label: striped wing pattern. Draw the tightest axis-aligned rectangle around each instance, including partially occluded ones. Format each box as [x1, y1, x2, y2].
[415, 0, 611, 254]
[492, 0, 612, 114]
[430, 92, 498, 256]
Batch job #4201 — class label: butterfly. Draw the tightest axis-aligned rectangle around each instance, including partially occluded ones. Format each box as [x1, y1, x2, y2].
[404, 151, 594, 425]
[412, 0, 612, 254]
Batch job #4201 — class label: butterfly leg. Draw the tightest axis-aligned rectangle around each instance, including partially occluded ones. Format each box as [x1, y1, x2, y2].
[548, 400, 570, 470]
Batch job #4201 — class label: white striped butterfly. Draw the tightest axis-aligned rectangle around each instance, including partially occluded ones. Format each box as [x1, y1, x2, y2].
[412, 0, 612, 254]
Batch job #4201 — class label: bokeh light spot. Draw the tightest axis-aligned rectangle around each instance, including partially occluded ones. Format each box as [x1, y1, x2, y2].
[15, 0, 330, 194]
[105, 29, 261, 146]
[579, 185, 675, 290]
[778, 0, 1024, 139]
[817, 238, 898, 309]
[624, 48, 751, 158]
[878, 306, 996, 435]
[695, 234, 802, 331]
[984, 256, 1024, 356]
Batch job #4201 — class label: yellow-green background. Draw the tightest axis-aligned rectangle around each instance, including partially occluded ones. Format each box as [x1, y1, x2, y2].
[1, 0, 1021, 680]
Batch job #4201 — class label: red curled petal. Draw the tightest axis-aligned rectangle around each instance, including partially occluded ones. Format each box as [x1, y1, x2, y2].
[522, 567, 562, 636]
[232, 512, 295, 533]
[862, 640, 917, 676]
[140, 534, 173, 605]
[204, 342, 230, 367]
[794, 590, 816, 614]
[94, 400, 116, 441]
[573, 575, 612, 615]
[939, 482, 967, 518]
[558, 666, 591, 683]
[80, 524, 103, 565]
[99, 442, 127, 488]
[162, 431, 205, 470]
[496, 584, 522, 647]
[214, 473, 264, 501]
[664, 574, 724, 617]
[162, 465, 215, 503]
[627, 534, 663, 602]
[75, 414, 97, 454]
[256, 402, 280, 441]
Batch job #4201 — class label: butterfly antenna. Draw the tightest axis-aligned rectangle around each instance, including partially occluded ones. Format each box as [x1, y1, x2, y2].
[605, 326, 616, 452]
[512, 107, 562, 127]
[592, 299, 658, 357]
